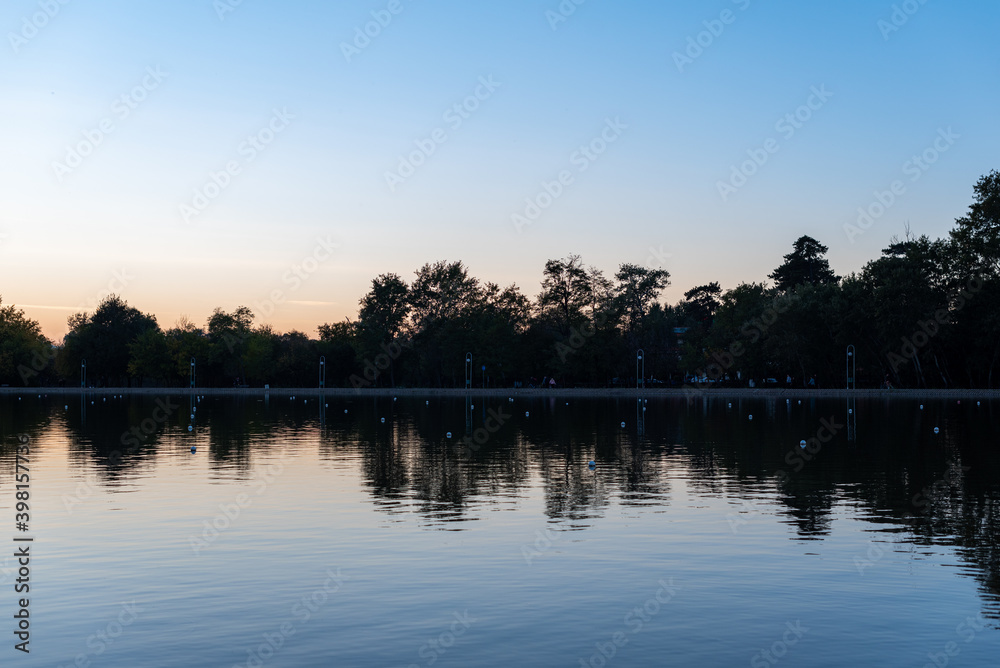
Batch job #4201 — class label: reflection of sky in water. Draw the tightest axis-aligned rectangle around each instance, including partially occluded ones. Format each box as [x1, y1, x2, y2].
[0, 395, 997, 666]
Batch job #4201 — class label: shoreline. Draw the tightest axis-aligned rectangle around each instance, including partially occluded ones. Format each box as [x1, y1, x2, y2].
[2, 387, 999, 399]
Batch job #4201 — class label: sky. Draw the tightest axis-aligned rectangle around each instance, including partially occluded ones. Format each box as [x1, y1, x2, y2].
[1, 0, 998, 342]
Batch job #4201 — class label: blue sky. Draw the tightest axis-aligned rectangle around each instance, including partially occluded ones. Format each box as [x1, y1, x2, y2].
[2, 0, 997, 340]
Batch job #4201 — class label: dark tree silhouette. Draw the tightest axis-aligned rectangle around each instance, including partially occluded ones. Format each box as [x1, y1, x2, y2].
[769, 235, 838, 291]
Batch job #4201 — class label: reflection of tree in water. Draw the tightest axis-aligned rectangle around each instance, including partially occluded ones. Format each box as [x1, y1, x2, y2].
[19, 394, 1000, 619]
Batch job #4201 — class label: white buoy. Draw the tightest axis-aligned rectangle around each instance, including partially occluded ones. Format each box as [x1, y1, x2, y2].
[798, 400, 801, 405]
[325, 403, 328, 407]
[920, 405, 924, 410]
[426, 401, 429, 405]
[344, 409, 348, 414]
[191, 446, 196, 453]
[190, 414, 195, 420]
[621, 421, 626, 428]
[934, 427, 940, 434]
[728, 403, 732, 408]
[749, 415, 753, 420]
[588, 460, 596, 468]
[64, 405, 68, 410]
[188, 425, 193, 432]
[525, 411, 530, 417]
[800, 440, 807, 448]
[381, 417, 385, 423]
[977, 401, 981, 406]
[471, 404, 475, 409]
[192, 407, 196, 413]
[446, 432, 452, 438]
[849, 409, 853, 414]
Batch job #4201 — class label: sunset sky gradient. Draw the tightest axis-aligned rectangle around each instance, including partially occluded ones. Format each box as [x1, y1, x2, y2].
[1, 0, 997, 340]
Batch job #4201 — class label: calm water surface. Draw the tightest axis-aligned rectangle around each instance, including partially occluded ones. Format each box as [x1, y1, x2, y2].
[0, 394, 997, 667]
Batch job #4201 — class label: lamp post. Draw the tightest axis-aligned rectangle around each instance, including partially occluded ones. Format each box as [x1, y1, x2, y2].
[636, 349, 645, 390]
[319, 356, 326, 389]
[846, 345, 855, 390]
[465, 353, 472, 390]
[190, 357, 197, 389]
[80, 359, 86, 388]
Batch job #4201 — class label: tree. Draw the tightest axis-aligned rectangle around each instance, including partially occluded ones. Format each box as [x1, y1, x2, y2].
[949, 170, 1000, 276]
[612, 263, 671, 336]
[206, 306, 254, 385]
[127, 328, 171, 384]
[61, 295, 159, 386]
[407, 261, 482, 386]
[537, 255, 595, 332]
[356, 273, 410, 386]
[682, 282, 722, 326]
[769, 236, 838, 291]
[0, 298, 53, 386]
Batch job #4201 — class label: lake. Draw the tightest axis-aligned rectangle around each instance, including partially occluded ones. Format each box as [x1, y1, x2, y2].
[0, 393, 997, 667]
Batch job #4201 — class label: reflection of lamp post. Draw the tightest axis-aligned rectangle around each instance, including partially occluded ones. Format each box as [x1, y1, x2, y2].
[80, 359, 86, 388]
[636, 350, 644, 389]
[482, 365, 486, 390]
[319, 356, 326, 389]
[465, 353, 472, 389]
[190, 357, 196, 389]
[846, 345, 855, 390]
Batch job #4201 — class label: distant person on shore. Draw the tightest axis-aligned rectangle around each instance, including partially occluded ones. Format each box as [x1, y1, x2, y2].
[549, 377, 557, 389]
[809, 375, 816, 388]
[786, 374, 792, 386]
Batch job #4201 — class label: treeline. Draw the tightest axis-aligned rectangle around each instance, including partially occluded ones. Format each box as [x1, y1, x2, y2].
[2, 171, 999, 389]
